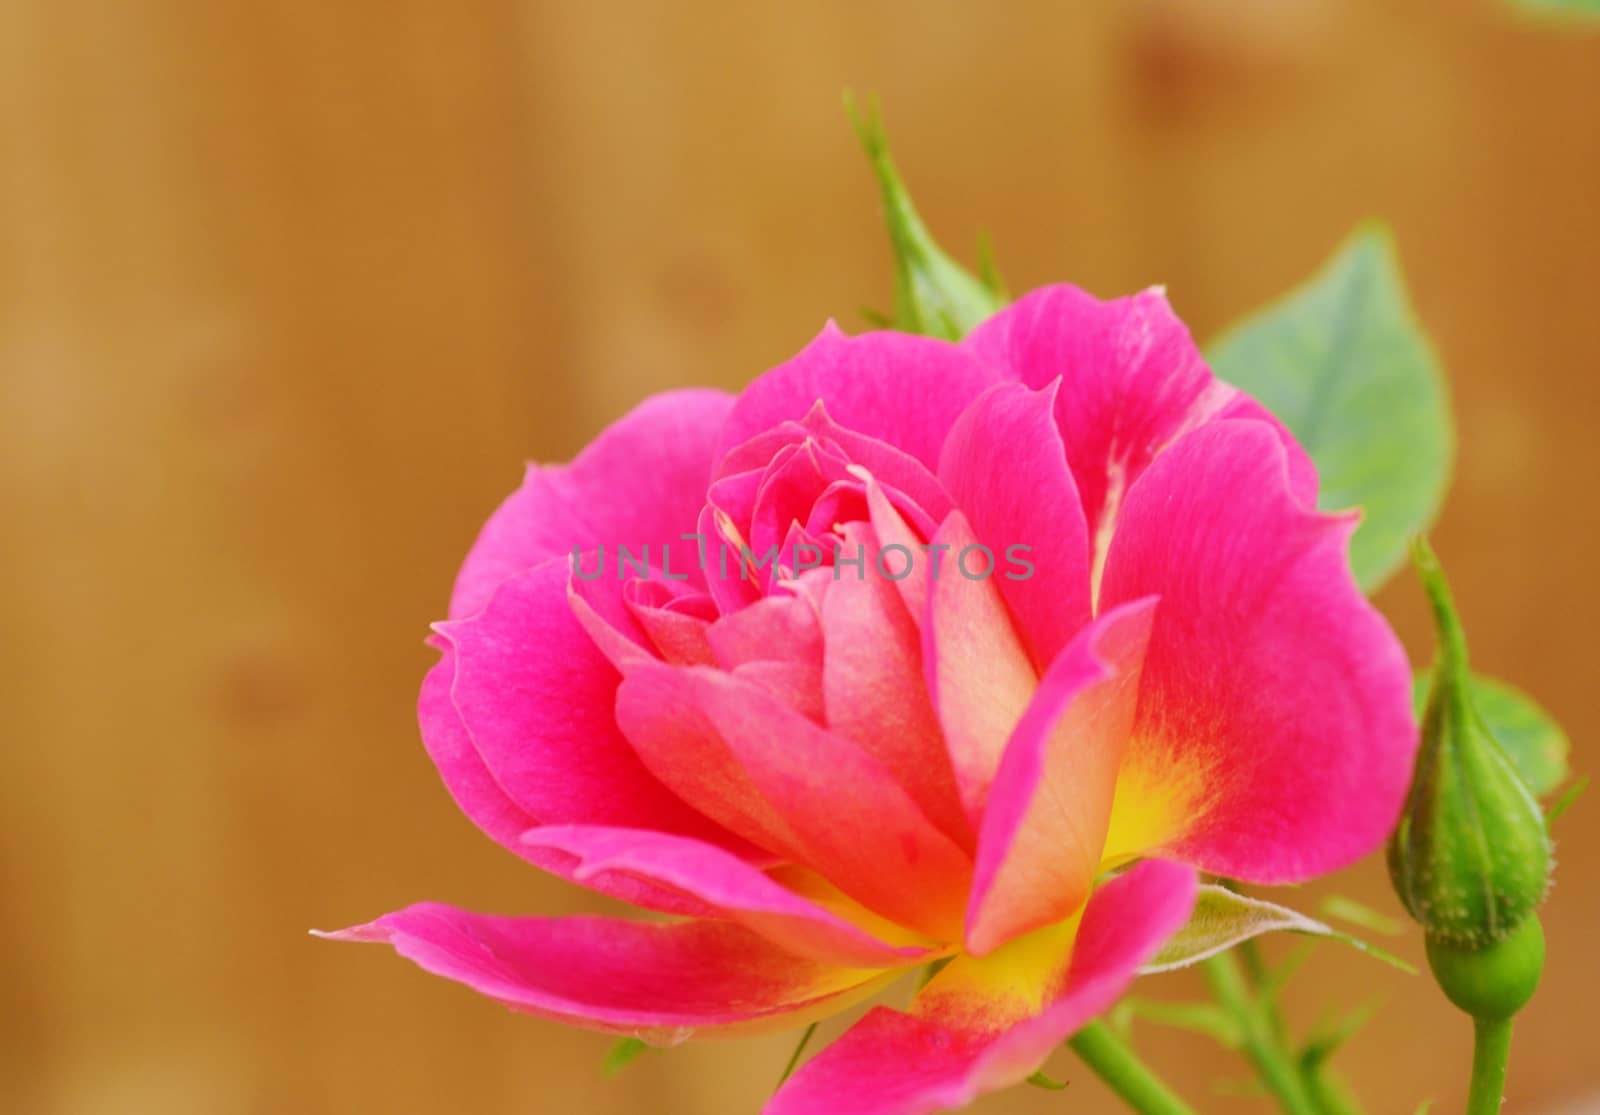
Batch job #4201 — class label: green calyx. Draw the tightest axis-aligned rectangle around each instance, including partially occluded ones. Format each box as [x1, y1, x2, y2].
[1387, 539, 1552, 951]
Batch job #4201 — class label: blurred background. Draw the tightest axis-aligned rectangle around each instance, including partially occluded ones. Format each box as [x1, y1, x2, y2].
[3, 1, 1596, 1112]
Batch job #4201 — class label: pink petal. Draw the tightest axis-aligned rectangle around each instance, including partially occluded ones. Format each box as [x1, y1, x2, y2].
[616, 661, 973, 939]
[732, 660, 827, 723]
[822, 522, 971, 851]
[521, 826, 934, 967]
[963, 286, 1315, 595]
[623, 581, 717, 666]
[432, 559, 735, 844]
[719, 323, 1007, 473]
[319, 905, 892, 1043]
[417, 636, 539, 851]
[966, 598, 1156, 956]
[922, 511, 1038, 825]
[937, 382, 1093, 669]
[717, 401, 953, 524]
[767, 860, 1198, 1115]
[706, 592, 824, 671]
[863, 473, 932, 632]
[567, 568, 657, 669]
[449, 388, 732, 619]
[1098, 421, 1416, 881]
[419, 636, 727, 916]
[748, 440, 849, 563]
[697, 499, 766, 615]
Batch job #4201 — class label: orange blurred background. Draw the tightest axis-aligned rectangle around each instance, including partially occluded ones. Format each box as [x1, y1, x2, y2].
[3, 2, 1596, 1113]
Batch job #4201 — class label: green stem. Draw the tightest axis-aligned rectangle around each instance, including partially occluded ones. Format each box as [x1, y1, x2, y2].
[1466, 1017, 1513, 1115]
[1204, 952, 1318, 1115]
[1067, 1020, 1198, 1115]
[1305, 1066, 1365, 1115]
[1239, 938, 1287, 1043]
[1237, 941, 1366, 1115]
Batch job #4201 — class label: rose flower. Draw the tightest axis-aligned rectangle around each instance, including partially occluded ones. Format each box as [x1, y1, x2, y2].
[322, 285, 1416, 1114]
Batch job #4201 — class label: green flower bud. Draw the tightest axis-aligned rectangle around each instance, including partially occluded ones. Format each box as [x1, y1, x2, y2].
[1387, 539, 1552, 951]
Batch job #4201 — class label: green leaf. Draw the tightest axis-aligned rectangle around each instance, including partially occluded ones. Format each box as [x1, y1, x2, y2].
[1208, 226, 1452, 591]
[1026, 1070, 1069, 1090]
[603, 1037, 649, 1077]
[1513, 0, 1600, 22]
[1142, 885, 1415, 975]
[846, 92, 1006, 340]
[1412, 671, 1571, 798]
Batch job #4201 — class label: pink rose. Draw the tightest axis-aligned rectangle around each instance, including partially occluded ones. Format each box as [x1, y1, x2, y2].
[324, 285, 1416, 1113]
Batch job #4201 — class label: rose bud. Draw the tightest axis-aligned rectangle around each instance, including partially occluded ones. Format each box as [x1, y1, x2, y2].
[1388, 538, 1550, 1019]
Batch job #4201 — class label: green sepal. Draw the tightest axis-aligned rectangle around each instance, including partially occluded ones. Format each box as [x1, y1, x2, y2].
[1026, 1070, 1069, 1090]
[1142, 884, 1414, 975]
[1411, 670, 1570, 799]
[775, 1022, 819, 1089]
[603, 1037, 649, 1077]
[846, 93, 1006, 340]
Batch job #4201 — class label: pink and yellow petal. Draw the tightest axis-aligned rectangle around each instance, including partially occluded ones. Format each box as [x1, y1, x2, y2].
[616, 661, 973, 939]
[923, 511, 1038, 825]
[822, 522, 971, 850]
[962, 285, 1315, 598]
[319, 905, 894, 1044]
[767, 860, 1199, 1115]
[520, 826, 933, 967]
[966, 599, 1156, 956]
[1098, 421, 1416, 881]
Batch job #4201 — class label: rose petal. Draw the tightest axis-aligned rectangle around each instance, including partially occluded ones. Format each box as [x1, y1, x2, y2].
[767, 860, 1198, 1115]
[963, 285, 1315, 598]
[822, 522, 971, 850]
[521, 825, 934, 967]
[717, 401, 953, 525]
[1098, 420, 1416, 881]
[616, 661, 973, 939]
[318, 905, 892, 1043]
[938, 381, 1093, 669]
[450, 389, 732, 619]
[433, 559, 735, 844]
[922, 511, 1038, 825]
[420, 636, 729, 915]
[706, 592, 824, 671]
[966, 598, 1156, 956]
[720, 323, 1006, 472]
